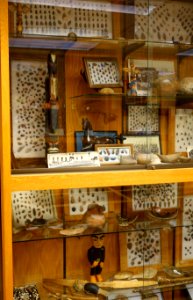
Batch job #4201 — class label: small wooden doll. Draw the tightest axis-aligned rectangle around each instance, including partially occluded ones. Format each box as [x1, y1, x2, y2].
[87, 232, 105, 283]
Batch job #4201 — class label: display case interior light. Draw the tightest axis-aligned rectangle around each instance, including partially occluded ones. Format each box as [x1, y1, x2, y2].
[8, 0, 156, 15]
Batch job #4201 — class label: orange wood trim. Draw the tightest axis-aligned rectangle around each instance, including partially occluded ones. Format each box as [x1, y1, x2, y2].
[10, 167, 193, 191]
[0, 1, 13, 300]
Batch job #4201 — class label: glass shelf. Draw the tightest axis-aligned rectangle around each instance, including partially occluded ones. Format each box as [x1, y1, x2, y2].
[11, 160, 193, 174]
[9, 35, 145, 51]
[71, 93, 124, 100]
[71, 93, 177, 106]
[9, 33, 193, 54]
[12, 213, 193, 243]
[71, 93, 192, 105]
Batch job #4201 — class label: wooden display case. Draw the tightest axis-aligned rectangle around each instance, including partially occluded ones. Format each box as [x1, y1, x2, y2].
[1, 1, 193, 300]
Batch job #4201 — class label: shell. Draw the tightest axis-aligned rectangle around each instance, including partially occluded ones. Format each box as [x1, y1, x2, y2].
[98, 87, 115, 94]
[60, 224, 88, 236]
[114, 271, 133, 280]
[164, 266, 186, 278]
[132, 268, 157, 279]
[148, 207, 178, 220]
[178, 156, 191, 163]
[120, 155, 137, 165]
[157, 153, 181, 163]
[136, 153, 160, 165]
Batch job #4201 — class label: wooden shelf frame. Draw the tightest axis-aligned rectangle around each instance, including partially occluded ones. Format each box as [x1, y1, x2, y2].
[2, 1, 193, 300]
[0, 1, 13, 300]
[9, 168, 193, 191]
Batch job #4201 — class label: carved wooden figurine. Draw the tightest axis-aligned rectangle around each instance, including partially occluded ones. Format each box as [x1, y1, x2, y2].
[87, 232, 105, 283]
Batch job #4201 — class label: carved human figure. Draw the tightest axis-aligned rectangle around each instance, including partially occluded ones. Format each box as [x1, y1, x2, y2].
[48, 53, 59, 133]
[87, 232, 105, 283]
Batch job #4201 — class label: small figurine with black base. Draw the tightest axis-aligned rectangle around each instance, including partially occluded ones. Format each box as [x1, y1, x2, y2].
[87, 232, 105, 283]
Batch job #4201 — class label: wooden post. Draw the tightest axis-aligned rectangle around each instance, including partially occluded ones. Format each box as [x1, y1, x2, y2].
[0, 1, 13, 300]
